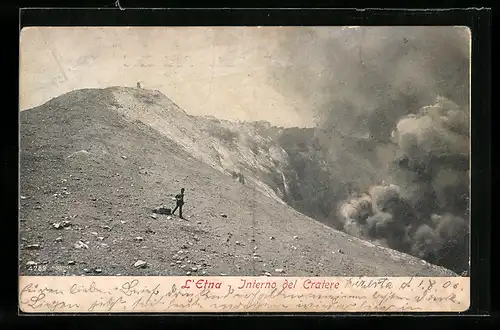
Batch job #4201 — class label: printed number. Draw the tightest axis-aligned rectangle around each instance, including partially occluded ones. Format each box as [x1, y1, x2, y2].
[28, 265, 47, 272]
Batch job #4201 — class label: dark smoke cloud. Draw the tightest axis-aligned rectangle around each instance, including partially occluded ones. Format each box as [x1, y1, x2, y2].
[339, 97, 470, 273]
[268, 26, 470, 140]
[269, 27, 470, 273]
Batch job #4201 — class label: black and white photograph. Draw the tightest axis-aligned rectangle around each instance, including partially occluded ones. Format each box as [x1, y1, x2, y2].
[19, 26, 470, 278]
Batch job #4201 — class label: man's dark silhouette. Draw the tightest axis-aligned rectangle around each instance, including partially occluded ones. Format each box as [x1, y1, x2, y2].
[172, 188, 185, 219]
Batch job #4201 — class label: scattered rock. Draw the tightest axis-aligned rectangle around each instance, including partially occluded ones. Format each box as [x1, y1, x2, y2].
[275, 269, 285, 273]
[220, 213, 228, 218]
[170, 262, 175, 266]
[176, 260, 182, 264]
[293, 236, 299, 239]
[83, 268, 90, 273]
[21, 196, 28, 200]
[263, 272, 272, 277]
[68, 261, 76, 265]
[220, 273, 227, 276]
[55, 237, 63, 242]
[120, 221, 127, 224]
[74, 241, 89, 249]
[133, 260, 147, 268]
[181, 244, 188, 249]
[102, 225, 111, 230]
[191, 267, 198, 272]
[180, 265, 186, 269]
[26, 261, 37, 266]
[197, 221, 202, 224]
[94, 268, 102, 273]
[235, 241, 241, 245]
[25, 244, 41, 250]
[186, 271, 191, 275]
[151, 214, 157, 219]
[167, 216, 172, 220]
[338, 249, 344, 254]
[269, 236, 275, 240]
[121, 155, 127, 159]
[97, 237, 104, 241]
[52, 223, 63, 229]
[134, 237, 144, 242]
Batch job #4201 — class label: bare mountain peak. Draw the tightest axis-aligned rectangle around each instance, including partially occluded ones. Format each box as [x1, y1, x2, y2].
[20, 87, 457, 276]
[22, 87, 466, 276]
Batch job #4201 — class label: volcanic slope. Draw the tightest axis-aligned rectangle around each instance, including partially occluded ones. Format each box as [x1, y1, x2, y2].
[19, 88, 457, 277]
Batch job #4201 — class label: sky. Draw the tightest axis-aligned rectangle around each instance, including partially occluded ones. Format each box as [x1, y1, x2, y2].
[19, 26, 334, 127]
[19, 26, 470, 128]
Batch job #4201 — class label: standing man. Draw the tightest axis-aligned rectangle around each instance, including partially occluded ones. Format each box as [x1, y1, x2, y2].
[172, 188, 185, 219]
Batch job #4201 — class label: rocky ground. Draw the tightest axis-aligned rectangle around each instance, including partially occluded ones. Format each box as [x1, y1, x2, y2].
[19, 88, 457, 277]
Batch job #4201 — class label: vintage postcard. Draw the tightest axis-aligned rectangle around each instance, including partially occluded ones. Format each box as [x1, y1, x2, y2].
[19, 26, 471, 313]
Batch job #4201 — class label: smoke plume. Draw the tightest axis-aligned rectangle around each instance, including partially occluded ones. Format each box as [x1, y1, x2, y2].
[339, 97, 470, 273]
[268, 26, 470, 273]
[269, 26, 470, 140]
